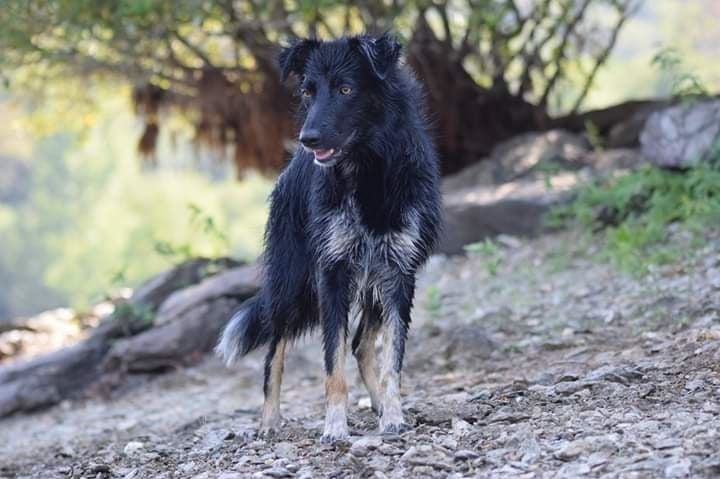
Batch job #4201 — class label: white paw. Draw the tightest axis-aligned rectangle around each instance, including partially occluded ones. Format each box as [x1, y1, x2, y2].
[258, 414, 283, 437]
[321, 403, 349, 443]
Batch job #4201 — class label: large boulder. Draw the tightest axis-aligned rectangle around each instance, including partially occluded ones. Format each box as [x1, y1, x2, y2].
[440, 179, 574, 255]
[439, 130, 647, 255]
[640, 99, 720, 168]
[442, 129, 590, 193]
[439, 130, 593, 255]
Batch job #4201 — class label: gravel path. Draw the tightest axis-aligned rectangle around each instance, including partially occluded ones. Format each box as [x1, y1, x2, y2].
[2, 228, 719, 478]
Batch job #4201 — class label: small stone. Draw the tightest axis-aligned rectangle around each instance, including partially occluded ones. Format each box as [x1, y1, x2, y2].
[412, 466, 434, 475]
[123, 441, 145, 456]
[559, 463, 591, 476]
[351, 436, 382, 456]
[178, 462, 196, 473]
[451, 418, 472, 438]
[454, 450, 479, 461]
[655, 438, 683, 450]
[264, 467, 293, 478]
[295, 469, 313, 479]
[685, 379, 705, 391]
[88, 464, 111, 473]
[123, 470, 140, 479]
[274, 442, 297, 459]
[665, 459, 692, 478]
[401, 446, 418, 461]
[488, 406, 530, 424]
[117, 418, 138, 431]
[554, 440, 586, 461]
[358, 397, 373, 409]
[604, 310, 621, 324]
[378, 444, 401, 456]
[439, 436, 457, 450]
[520, 438, 542, 464]
[217, 473, 244, 479]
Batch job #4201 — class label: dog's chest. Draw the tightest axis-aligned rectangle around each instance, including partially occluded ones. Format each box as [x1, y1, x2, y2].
[319, 197, 419, 274]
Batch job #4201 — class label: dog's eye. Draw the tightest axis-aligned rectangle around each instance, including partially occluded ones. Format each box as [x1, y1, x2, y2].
[301, 88, 312, 98]
[339, 86, 352, 95]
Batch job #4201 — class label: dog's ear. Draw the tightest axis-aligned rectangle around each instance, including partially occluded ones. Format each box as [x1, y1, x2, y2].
[356, 32, 402, 81]
[278, 39, 319, 81]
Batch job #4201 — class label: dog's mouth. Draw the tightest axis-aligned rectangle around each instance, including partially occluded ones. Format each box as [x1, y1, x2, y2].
[311, 148, 336, 163]
[304, 131, 357, 167]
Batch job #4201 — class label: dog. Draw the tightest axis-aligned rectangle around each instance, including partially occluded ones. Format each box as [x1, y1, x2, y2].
[217, 32, 441, 443]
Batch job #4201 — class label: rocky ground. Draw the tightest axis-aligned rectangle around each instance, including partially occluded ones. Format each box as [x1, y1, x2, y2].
[2, 227, 720, 479]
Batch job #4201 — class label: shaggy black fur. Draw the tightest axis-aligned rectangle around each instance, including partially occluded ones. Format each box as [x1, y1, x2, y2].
[217, 32, 441, 441]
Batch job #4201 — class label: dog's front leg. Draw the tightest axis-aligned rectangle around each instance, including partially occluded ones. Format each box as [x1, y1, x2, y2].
[319, 263, 351, 443]
[378, 273, 415, 434]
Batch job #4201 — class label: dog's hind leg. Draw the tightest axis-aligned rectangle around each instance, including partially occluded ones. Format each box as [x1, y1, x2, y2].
[378, 275, 414, 434]
[352, 303, 382, 415]
[260, 335, 286, 435]
[319, 264, 351, 443]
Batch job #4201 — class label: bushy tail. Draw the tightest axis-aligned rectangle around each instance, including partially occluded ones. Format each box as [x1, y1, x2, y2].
[215, 296, 271, 366]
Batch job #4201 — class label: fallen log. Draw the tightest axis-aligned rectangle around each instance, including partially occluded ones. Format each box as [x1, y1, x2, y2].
[103, 265, 261, 372]
[0, 260, 259, 417]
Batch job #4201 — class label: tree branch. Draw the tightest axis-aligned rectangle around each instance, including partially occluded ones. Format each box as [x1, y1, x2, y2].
[569, 0, 638, 113]
[172, 31, 215, 68]
[538, 0, 593, 107]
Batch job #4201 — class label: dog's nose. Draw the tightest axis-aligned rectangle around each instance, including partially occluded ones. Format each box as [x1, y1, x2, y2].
[299, 129, 321, 148]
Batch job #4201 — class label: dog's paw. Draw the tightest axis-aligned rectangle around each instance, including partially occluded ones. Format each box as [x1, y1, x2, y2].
[257, 427, 279, 438]
[319, 431, 350, 444]
[321, 404, 349, 444]
[379, 421, 409, 435]
[258, 415, 283, 438]
[320, 422, 350, 443]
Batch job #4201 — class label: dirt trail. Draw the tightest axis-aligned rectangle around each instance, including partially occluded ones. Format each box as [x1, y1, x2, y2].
[2, 230, 720, 478]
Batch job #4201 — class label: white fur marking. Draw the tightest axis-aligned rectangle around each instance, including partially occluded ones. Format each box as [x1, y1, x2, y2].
[378, 319, 404, 432]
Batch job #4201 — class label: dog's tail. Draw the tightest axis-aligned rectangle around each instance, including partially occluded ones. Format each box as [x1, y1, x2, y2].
[215, 296, 271, 366]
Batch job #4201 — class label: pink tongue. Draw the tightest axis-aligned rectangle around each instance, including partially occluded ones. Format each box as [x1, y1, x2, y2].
[313, 149, 334, 161]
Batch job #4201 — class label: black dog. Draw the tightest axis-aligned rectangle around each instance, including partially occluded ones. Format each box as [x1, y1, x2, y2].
[217, 32, 441, 442]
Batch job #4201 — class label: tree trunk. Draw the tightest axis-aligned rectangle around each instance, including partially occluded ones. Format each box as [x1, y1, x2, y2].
[406, 17, 547, 176]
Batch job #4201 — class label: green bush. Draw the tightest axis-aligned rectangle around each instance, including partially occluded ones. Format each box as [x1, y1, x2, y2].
[550, 143, 720, 272]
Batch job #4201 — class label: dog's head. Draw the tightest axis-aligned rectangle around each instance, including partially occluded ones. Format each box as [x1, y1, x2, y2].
[279, 33, 402, 167]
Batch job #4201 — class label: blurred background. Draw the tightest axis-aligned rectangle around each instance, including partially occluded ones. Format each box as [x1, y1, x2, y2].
[2, 2, 720, 477]
[1, 0, 718, 321]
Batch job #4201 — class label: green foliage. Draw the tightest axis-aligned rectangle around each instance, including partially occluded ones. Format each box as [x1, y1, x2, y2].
[152, 203, 231, 263]
[464, 239, 505, 276]
[0, 92, 270, 318]
[424, 285, 443, 319]
[534, 160, 563, 190]
[652, 47, 709, 98]
[0, 0, 638, 118]
[111, 300, 154, 329]
[550, 43, 719, 274]
[550, 148, 720, 272]
[584, 120, 604, 152]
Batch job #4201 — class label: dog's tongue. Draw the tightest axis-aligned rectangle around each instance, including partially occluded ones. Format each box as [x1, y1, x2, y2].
[313, 149, 335, 161]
